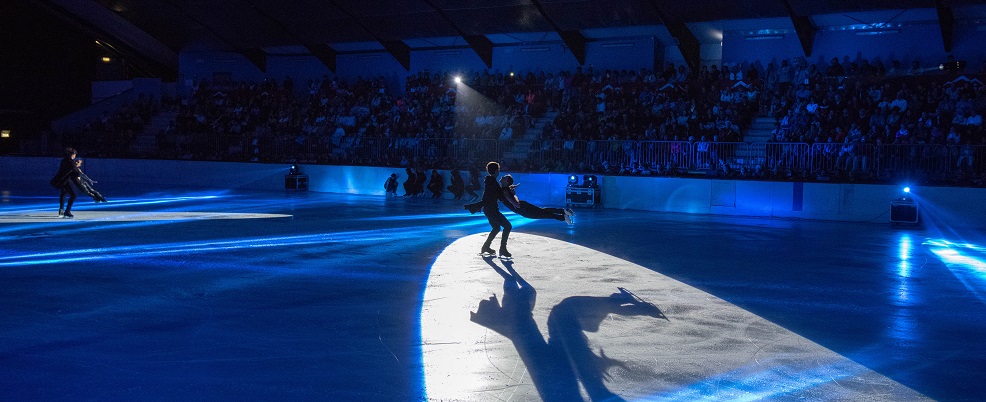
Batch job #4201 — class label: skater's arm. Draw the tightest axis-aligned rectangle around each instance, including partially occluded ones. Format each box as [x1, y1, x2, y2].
[503, 186, 521, 209]
[79, 171, 96, 186]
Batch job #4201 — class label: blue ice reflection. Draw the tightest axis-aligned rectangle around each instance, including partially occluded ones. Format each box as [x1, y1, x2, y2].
[0, 216, 500, 267]
[925, 239, 986, 302]
[652, 360, 862, 401]
[887, 234, 918, 345]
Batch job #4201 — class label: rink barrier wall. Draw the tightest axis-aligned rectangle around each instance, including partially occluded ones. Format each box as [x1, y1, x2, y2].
[4, 157, 984, 228]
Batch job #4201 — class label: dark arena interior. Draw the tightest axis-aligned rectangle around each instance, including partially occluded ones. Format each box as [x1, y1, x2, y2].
[2, 1, 986, 400]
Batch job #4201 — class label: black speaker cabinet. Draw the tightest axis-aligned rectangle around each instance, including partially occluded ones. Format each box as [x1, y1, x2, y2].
[890, 200, 918, 223]
[565, 187, 599, 207]
[285, 174, 309, 190]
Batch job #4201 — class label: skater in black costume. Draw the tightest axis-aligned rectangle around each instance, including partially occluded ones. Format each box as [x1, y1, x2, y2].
[49, 147, 78, 218]
[384, 173, 399, 197]
[427, 169, 444, 198]
[447, 169, 465, 200]
[402, 168, 416, 196]
[499, 175, 573, 224]
[464, 162, 513, 257]
[465, 167, 481, 201]
[71, 159, 108, 203]
[414, 167, 427, 196]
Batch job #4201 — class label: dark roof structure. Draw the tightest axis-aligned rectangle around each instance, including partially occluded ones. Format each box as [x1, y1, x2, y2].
[33, 0, 986, 74]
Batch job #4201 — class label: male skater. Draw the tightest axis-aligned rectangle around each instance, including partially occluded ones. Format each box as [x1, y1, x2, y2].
[465, 162, 512, 257]
[49, 147, 78, 218]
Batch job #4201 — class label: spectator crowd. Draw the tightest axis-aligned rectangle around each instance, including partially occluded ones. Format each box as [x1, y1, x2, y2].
[58, 55, 986, 187]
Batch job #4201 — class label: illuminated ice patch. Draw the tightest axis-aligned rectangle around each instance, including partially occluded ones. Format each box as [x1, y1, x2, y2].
[421, 233, 929, 401]
[926, 239, 986, 302]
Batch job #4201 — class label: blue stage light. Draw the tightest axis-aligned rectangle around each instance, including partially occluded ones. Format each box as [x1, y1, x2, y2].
[903, 187, 910, 193]
[290, 164, 300, 175]
[583, 175, 598, 188]
[568, 175, 579, 187]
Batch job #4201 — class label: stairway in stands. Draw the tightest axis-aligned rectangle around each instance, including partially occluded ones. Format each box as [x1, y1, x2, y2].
[130, 110, 177, 156]
[735, 115, 777, 167]
[503, 111, 557, 163]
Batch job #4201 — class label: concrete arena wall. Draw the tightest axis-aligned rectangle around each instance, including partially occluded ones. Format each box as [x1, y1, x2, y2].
[4, 157, 985, 228]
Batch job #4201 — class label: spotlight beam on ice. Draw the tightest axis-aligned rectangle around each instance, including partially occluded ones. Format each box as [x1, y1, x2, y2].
[0, 216, 510, 267]
[422, 234, 929, 401]
[926, 239, 986, 302]
[0, 195, 225, 214]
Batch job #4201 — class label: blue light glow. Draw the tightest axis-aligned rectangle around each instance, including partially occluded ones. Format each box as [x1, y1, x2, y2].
[644, 359, 862, 401]
[903, 187, 910, 193]
[898, 234, 912, 278]
[887, 234, 919, 344]
[360, 213, 481, 221]
[0, 216, 506, 267]
[926, 239, 986, 302]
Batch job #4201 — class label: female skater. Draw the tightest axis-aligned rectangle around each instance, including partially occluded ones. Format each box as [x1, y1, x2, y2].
[72, 159, 108, 203]
[499, 175, 574, 225]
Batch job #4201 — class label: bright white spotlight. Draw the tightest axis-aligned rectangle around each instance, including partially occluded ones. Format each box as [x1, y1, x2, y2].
[903, 187, 911, 193]
[453, 76, 462, 84]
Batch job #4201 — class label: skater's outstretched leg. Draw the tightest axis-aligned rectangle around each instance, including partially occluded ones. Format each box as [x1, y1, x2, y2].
[91, 189, 107, 202]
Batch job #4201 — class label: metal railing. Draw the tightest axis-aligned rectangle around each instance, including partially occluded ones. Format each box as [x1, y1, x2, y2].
[514, 140, 986, 181]
[203, 136, 980, 181]
[46, 130, 986, 183]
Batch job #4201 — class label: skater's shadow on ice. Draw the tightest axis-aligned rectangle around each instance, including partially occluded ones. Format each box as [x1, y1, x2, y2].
[470, 257, 666, 402]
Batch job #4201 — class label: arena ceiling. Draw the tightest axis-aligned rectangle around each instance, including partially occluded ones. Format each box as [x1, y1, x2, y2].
[74, 0, 981, 49]
[34, 0, 986, 74]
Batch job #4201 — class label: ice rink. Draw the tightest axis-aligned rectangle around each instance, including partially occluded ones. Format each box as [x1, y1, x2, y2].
[1, 179, 984, 401]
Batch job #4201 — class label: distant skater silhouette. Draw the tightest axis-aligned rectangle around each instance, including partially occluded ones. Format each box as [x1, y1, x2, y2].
[402, 168, 416, 196]
[465, 167, 481, 201]
[385, 173, 399, 197]
[414, 167, 427, 197]
[448, 169, 465, 200]
[427, 169, 444, 198]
